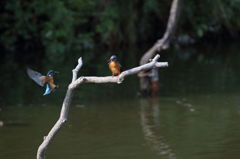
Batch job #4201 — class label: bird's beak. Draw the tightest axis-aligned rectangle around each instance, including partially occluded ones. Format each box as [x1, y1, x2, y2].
[55, 71, 59, 74]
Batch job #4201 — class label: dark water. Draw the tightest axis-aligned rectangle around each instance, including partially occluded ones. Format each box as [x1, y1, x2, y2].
[1, 43, 240, 159]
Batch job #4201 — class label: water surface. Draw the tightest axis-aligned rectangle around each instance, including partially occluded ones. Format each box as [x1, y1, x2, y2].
[1, 43, 240, 159]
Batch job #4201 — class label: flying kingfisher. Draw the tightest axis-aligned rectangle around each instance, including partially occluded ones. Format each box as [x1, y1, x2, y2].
[108, 55, 121, 76]
[27, 68, 59, 96]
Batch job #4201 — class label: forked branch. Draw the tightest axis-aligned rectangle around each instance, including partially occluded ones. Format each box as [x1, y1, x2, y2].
[69, 54, 168, 89]
[37, 54, 168, 159]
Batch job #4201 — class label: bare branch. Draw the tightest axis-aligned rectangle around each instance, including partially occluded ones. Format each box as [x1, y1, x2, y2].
[69, 54, 167, 89]
[37, 55, 168, 159]
[37, 57, 82, 159]
[72, 57, 83, 82]
[140, 0, 181, 65]
[138, 0, 180, 93]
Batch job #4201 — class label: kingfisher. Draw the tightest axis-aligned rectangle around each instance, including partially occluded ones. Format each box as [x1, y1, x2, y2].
[108, 55, 121, 76]
[27, 68, 59, 96]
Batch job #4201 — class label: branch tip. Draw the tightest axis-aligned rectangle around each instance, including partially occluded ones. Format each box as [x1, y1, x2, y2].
[78, 57, 83, 65]
[152, 54, 160, 62]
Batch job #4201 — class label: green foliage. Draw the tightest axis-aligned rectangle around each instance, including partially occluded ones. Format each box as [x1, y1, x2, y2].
[96, 3, 121, 43]
[180, 0, 240, 38]
[41, 0, 74, 60]
[0, 0, 96, 63]
[0, 0, 240, 65]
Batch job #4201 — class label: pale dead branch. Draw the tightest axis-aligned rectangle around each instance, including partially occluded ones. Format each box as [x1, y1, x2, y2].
[37, 54, 168, 159]
[140, 0, 181, 65]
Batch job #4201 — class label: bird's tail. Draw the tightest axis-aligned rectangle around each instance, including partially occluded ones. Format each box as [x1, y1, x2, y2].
[43, 84, 52, 96]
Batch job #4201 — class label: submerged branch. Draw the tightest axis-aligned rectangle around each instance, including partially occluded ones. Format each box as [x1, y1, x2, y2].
[138, 0, 180, 94]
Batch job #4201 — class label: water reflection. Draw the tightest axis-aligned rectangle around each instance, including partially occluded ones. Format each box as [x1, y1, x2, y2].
[1, 43, 240, 159]
[140, 98, 176, 159]
[175, 98, 195, 112]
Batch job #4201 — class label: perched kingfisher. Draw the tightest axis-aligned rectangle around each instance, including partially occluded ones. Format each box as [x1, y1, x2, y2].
[27, 68, 59, 96]
[108, 55, 121, 76]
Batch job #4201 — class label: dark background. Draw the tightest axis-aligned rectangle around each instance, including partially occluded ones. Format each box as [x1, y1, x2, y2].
[0, 0, 240, 104]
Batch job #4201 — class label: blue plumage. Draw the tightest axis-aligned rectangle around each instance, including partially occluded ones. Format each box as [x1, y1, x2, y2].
[43, 84, 52, 96]
[27, 68, 59, 96]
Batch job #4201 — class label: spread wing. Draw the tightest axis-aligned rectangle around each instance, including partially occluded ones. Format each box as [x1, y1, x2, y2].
[27, 68, 45, 87]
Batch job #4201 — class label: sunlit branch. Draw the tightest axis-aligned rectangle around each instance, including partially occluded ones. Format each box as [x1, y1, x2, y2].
[36, 54, 168, 159]
[37, 58, 83, 159]
[69, 55, 168, 89]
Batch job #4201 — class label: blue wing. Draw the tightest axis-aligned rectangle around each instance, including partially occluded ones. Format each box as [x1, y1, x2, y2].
[43, 84, 52, 96]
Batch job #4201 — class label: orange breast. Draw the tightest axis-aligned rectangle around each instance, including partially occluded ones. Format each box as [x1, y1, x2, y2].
[41, 76, 57, 91]
[47, 77, 57, 91]
[109, 61, 121, 76]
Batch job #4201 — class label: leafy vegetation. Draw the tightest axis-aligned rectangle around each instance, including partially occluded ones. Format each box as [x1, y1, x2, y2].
[180, 0, 240, 39]
[0, 0, 239, 65]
